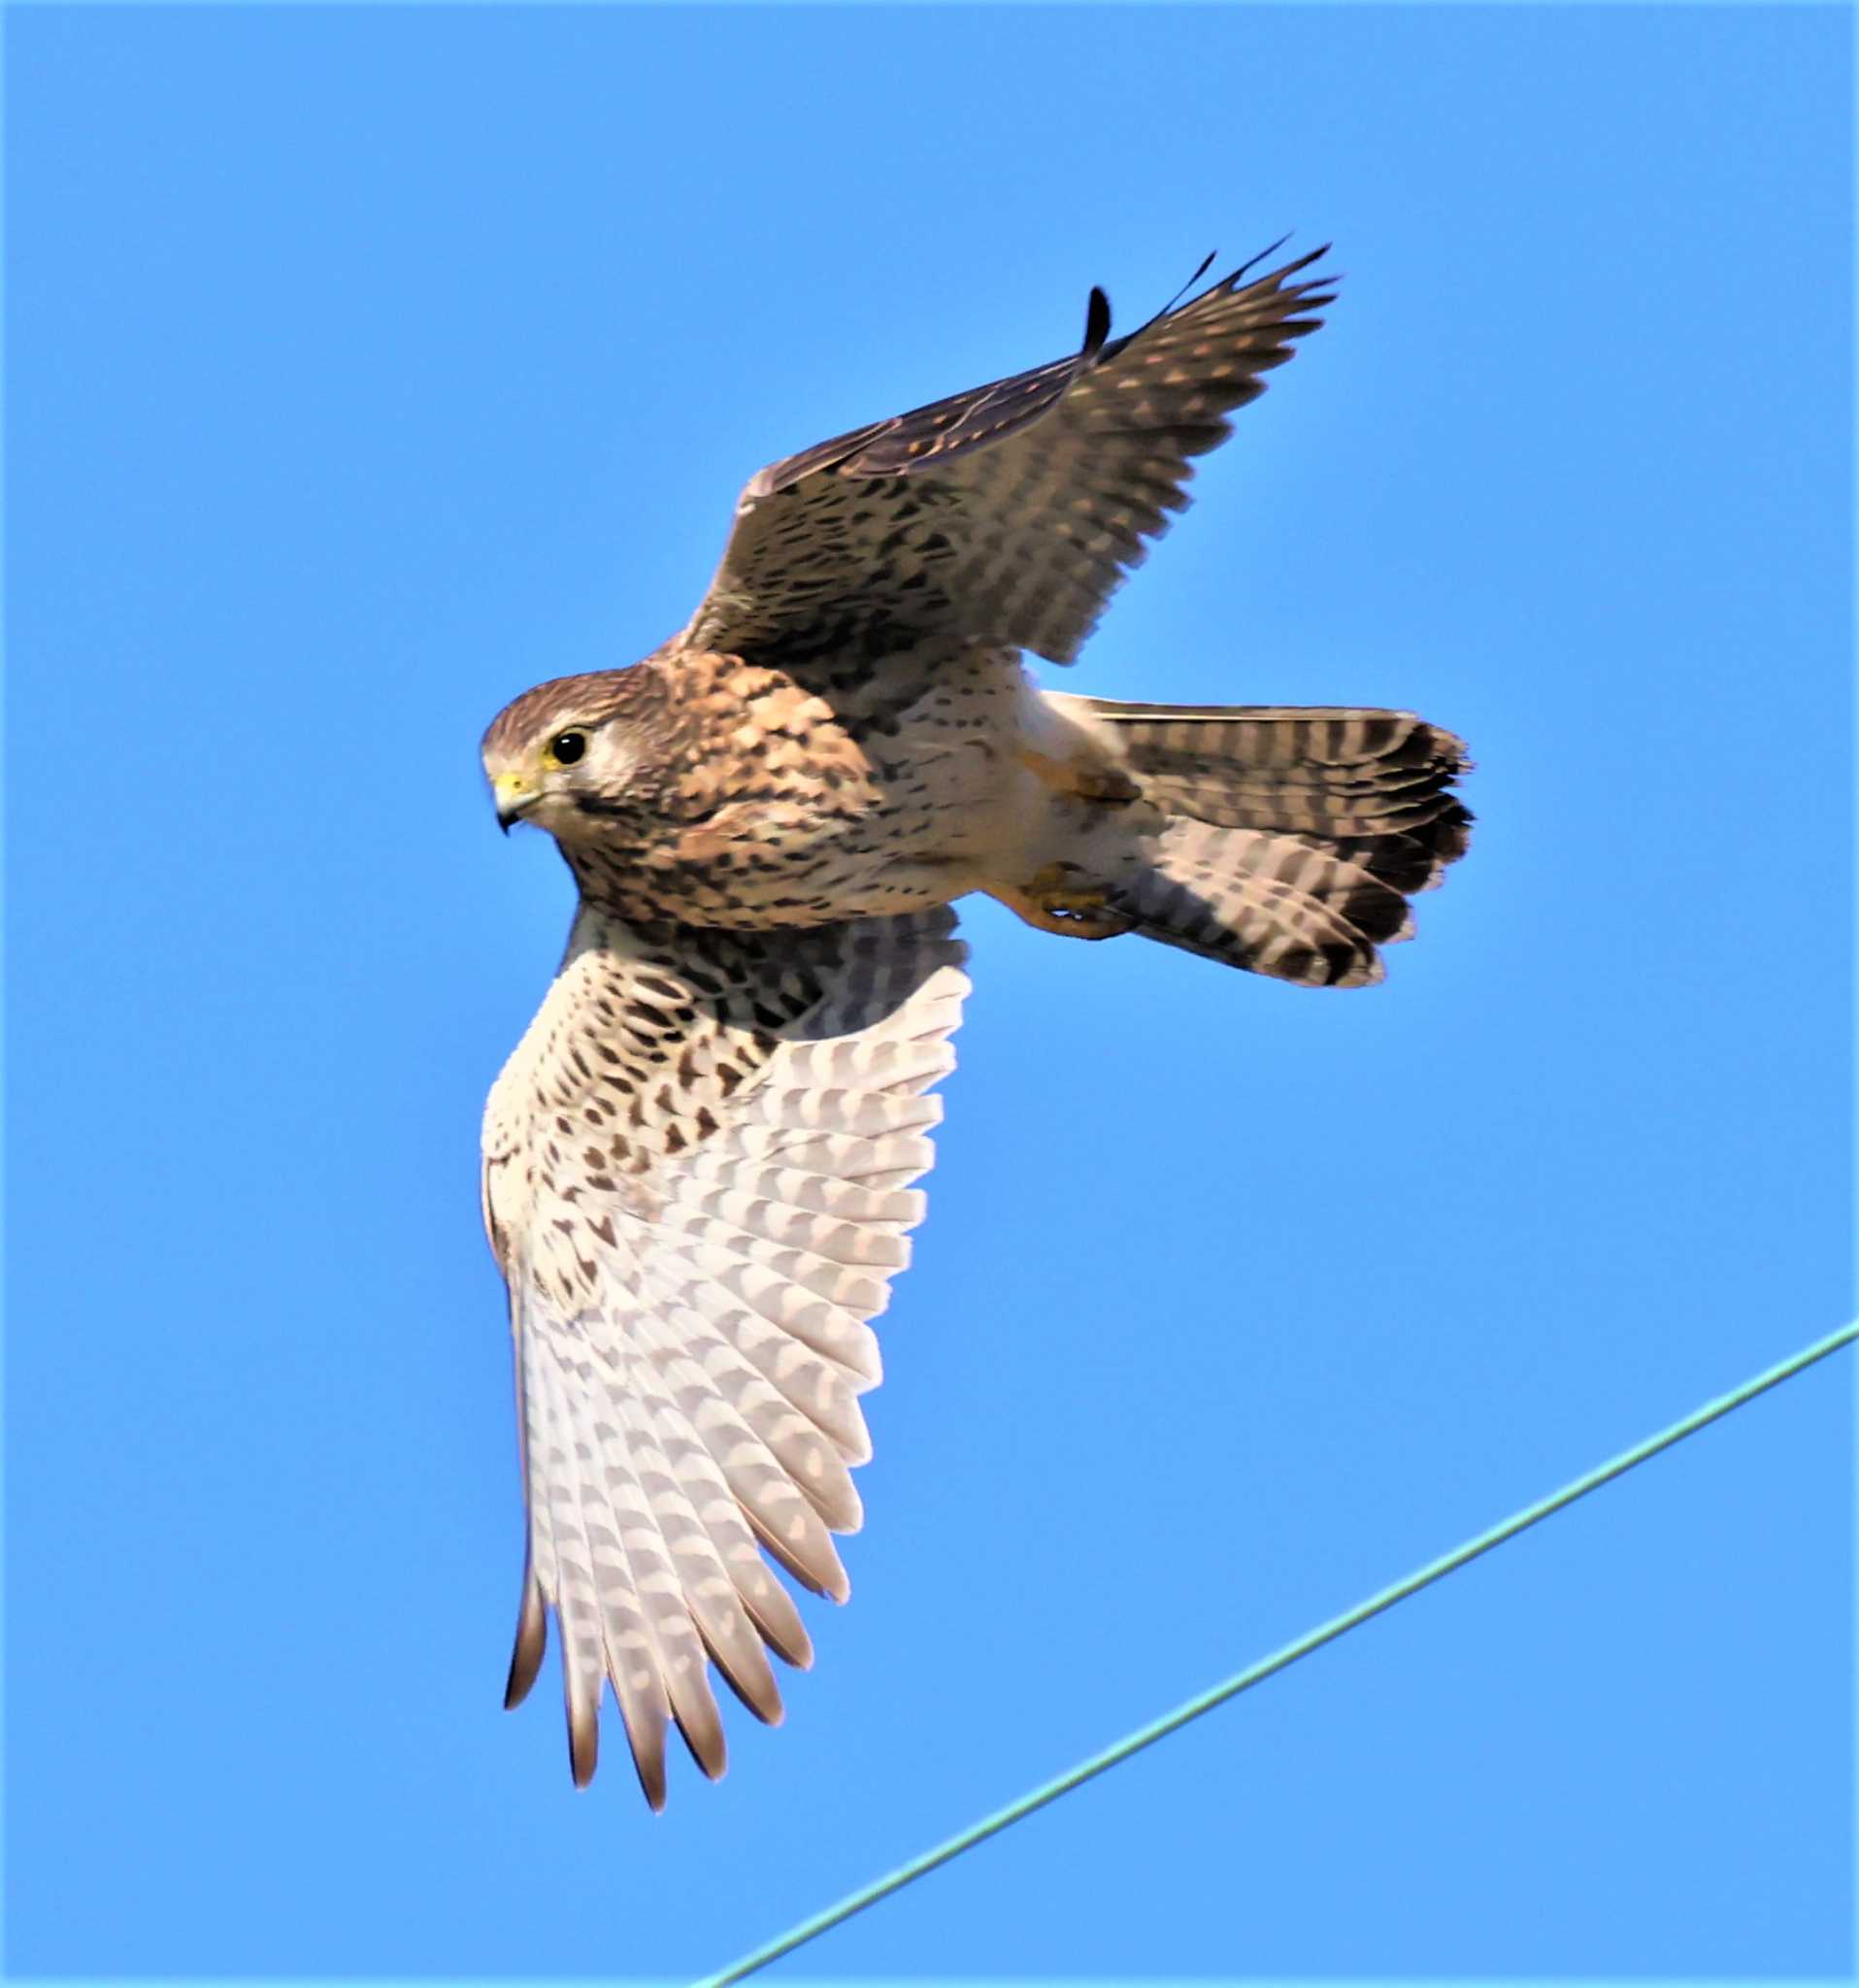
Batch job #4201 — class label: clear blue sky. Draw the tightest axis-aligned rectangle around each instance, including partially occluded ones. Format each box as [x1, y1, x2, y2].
[6, 5, 1851, 1979]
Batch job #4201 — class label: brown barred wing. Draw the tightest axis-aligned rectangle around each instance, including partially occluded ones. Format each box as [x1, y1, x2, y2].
[481, 906, 968, 1806]
[681, 243, 1335, 680]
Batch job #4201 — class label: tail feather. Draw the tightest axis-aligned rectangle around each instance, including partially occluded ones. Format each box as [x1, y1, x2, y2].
[1067, 697, 1473, 988]
[1117, 821, 1413, 986]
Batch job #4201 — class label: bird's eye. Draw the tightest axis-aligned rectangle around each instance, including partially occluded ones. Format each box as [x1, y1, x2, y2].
[549, 731, 587, 766]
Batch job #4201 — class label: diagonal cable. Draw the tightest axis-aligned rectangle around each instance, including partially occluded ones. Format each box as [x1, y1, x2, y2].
[694, 1317, 1856, 1987]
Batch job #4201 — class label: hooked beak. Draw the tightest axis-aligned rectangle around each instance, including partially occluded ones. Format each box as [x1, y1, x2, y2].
[492, 771, 536, 834]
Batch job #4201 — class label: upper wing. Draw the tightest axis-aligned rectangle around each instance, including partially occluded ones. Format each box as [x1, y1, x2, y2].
[481, 905, 968, 1806]
[681, 242, 1335, 678]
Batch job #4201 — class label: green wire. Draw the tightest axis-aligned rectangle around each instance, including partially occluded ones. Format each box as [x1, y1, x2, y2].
[692, 1316, 1856, 1988]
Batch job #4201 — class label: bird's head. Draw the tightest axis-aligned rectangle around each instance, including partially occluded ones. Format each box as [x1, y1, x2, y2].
[480, 666, 674, 839]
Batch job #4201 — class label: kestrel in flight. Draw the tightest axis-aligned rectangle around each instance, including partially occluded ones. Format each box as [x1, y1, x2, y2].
[479, 241, 1471, 1806]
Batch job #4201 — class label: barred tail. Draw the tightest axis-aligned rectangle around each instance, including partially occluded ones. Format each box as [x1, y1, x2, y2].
[1080, 701, 1474, 987]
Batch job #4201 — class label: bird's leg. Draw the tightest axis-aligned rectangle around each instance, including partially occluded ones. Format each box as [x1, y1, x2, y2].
[1015, 746, 1144, 806]
[984, 864, 1136, 942]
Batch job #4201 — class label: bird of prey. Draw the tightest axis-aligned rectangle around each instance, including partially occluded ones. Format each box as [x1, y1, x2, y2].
[479, 240, 1471, 1806]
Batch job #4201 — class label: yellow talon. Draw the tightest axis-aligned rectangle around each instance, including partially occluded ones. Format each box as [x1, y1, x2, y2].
[990, 864, 1136, 942]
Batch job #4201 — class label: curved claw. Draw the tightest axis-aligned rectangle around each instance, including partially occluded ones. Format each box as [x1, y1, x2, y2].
[985, 864, 1137, 942]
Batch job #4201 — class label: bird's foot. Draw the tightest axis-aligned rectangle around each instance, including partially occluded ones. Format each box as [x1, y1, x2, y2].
[989, 864, 1136, 941]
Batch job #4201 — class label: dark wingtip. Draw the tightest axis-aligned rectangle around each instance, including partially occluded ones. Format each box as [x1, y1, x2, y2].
[675, 1714, 730, 1784]
[1082, 284, 1112, 358]
[1273, 239, 1339, 288]
[1230, 231, 1295, 286]
[503, 1580, 548, 1708]
[568, 1706, 599, 1789]
[1157, 248, 1220, 321]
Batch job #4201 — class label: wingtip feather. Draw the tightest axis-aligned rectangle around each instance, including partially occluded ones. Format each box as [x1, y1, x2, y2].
[1082, 284, 1112, 358]
[568, 1703, 599, 1788]
[504, 1579, 548, 1709]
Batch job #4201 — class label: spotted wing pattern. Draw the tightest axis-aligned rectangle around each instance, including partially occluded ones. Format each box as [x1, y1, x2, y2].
[682, 242, 1335, 681]
[481, 906, 967, 1804]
